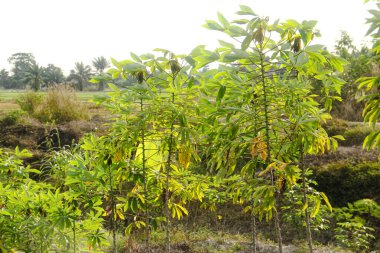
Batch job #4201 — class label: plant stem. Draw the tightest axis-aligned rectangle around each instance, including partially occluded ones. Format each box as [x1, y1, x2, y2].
[259, 44, 283, 253]
[300, 147, 313, 253]
[109, 166, 117, 253]
[165, 92, 175, 253]
[140, 98, 150, 253]
[251, 214, 257, 253]
[73, 221, 76, 253]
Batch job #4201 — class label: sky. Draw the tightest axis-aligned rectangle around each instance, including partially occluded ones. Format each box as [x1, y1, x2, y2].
[0, 0, 376, 74]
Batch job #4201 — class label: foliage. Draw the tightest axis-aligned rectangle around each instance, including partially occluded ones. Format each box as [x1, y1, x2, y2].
[92, 56, 110, 91]
[7, 53, 36, 89]
[42, 64, 65, 86]
[333, 199, 380, 252]
[16, 91, 43, 114]
[16, 85, 88, 123]
[358, 3, 380, 150]
[0, 110, 25, 126]
[0, 4, 362, 253]
[0, 69, 11, 89]
[67, 62, 93, 91]
[331, 32, 372, 121]
[0, 147, 108, 252]
[315, 162, 380, 206]
[23, 63, 44, 91]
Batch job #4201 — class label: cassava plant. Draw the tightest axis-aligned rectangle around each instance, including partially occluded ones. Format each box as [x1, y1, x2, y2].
[193, 5, 346, 253]
[90, 49, 208, 252]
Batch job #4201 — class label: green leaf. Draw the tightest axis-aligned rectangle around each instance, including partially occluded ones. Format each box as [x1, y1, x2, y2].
[227, 25, 247, 37]
[130, 52, 142, 63]
[237, 5, 256, 16]
[296, 52, 308, 66]
[332, 135, 345, 141]
[286, 19, 301, 28]
[302, 20, 318, 29]
[232, 19, 250, 24]
[328, 56, 348, 72]
[218, 12, 230, 28]
[219, 40, 235, 49]
[107, 83, 120, 91]
[216, 85, 226, 107]
[185, 56, 196, 67]
[125, 223, 133, 235]
[304, 44, 324, 52]
[204, 20, 224, 31]
[242, 34, 254, 50]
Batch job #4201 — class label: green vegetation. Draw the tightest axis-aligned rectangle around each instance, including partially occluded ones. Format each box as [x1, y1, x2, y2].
[315, 162, 380, 206]
[15, 85, 88, 123]
[1, 3, 380, 253]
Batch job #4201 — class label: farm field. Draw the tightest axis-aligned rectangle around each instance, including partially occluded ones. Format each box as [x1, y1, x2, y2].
[0, 89, 107, 116]
[1, 2, 380, 252]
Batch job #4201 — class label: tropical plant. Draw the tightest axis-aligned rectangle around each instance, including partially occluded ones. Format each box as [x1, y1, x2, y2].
[8, 52, 36, 89]
[194, 5, 345, 253]
[23, 63, 44, 91]
[42, 64, 65, 86]
[92, 56, 110, 91]
[67, 62, 92, 91]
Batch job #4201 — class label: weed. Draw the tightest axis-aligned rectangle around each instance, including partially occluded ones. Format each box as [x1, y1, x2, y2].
[16, 85, 88, 123]
[0, 110, 25, 125]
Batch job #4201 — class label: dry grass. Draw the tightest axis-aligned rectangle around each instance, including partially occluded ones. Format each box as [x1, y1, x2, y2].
[0, 102, 19, 117]
[15, 85, 89, 123]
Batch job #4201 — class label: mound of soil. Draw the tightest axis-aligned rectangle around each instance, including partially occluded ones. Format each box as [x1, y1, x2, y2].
[0, 117, 108, 158]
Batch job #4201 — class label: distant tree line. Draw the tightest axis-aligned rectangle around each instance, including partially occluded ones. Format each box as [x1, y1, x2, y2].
[0, 53, 111, 91]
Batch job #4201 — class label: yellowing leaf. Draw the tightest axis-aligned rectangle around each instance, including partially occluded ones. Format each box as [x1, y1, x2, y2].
[178, 145, 191, 169]
[251, 137, 267, 161]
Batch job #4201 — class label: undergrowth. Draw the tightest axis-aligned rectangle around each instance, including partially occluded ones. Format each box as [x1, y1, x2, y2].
[16, 84, 88, 123]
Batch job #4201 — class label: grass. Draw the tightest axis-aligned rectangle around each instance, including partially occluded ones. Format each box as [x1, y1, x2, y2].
[0, 89, 108, 119]
[0, 89, 105, 102]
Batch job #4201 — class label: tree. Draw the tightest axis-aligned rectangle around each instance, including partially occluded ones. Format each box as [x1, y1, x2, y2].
[0, 69, 11, 88]
[8, 52, 36, 89]
[42, 64, 65, 87]
[67, 62, 92, 91]
[92, 56, 109, 91]
[23, 63, 44, 91]
[358, 2, 380, 150]
[332, 32, 372, 121]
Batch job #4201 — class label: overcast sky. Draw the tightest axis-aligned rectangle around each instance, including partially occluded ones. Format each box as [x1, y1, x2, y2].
[0, 0, 376, 74]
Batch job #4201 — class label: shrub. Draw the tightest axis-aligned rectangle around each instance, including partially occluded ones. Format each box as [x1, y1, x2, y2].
[0, 110, 25, 125]
[323, 119, 380, 146]
[342, 124, 379, 146]
[314, 162, 380, 206]
[16, 91, 43, 114]
[323, 118, 348, 137]
[17, 85, 88, 123]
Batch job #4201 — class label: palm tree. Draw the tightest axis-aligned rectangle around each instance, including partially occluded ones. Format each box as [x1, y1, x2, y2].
[92, 56, 109, 91]
[23, 63, 44, 91]
[43, 64, 65, 87]
[67, 62, 92, 91]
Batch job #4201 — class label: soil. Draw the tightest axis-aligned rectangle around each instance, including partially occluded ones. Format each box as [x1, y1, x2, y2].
[0, 116, 108, 163]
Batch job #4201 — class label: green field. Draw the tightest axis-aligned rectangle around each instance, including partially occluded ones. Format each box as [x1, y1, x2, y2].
[0, 90, 107, 115]
[0, 90, 105, 102]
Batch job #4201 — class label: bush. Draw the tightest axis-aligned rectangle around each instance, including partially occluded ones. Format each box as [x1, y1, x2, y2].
[341, 124, 378, 146]
[314, 162, 380, 206]
[0, 110, 25, 125]
[16, 91, 43, 114]
[323, 119, 380, 146]
[17, 85, 88, 123]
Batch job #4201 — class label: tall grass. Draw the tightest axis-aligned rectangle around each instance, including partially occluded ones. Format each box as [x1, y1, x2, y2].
[16, 85, 88, 123]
